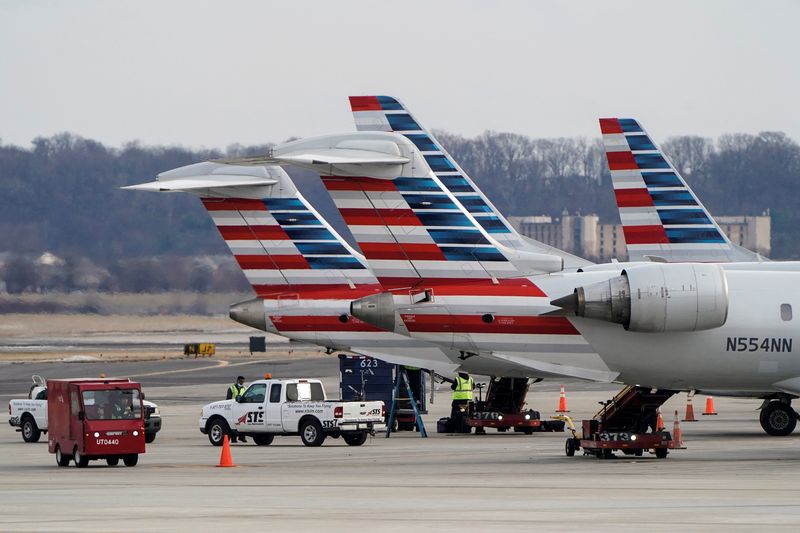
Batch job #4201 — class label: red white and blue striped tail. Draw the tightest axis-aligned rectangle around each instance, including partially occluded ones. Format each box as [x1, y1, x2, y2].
[127, 162, 380, 299]
[322, 172, 528, 290]
[600, 118, 763, 263]
[349, 95, 591, 269]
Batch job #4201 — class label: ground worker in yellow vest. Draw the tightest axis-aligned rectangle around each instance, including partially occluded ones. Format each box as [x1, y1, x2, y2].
[450, 372, 475, 432]
[226, 376, 247, 442]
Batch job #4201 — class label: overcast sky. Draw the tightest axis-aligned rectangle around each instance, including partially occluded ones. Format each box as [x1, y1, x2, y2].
[1, 0, 798, 149]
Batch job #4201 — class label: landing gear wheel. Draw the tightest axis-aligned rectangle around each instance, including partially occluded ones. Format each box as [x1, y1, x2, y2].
[21, 417, 41, 443]
[55, 445, 70, 467]
[107, 456, 120, 466]
[123, 454, 139, 467]
[655, 447, 668, 459]
[207, 418, 230, 446]
[253, 434, 274, 446]
[565, 438, 576, 457]
[74, 447, 89, 468]
[760, 401, 798, 436]
[300, 419, 326, 447]
[343, 432, 368, 446]
[145, 432, 156, 444]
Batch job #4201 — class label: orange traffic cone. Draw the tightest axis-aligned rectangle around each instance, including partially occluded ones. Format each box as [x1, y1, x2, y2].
[702, 396, 718, 416]
[671, 410, 683, 448]
[683, 392, 697, 422]
[656, 408, 664, 431]
[217, 435, 236, 467]
[556, 384, 570, 413]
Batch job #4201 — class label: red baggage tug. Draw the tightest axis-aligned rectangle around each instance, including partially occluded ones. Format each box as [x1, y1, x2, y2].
[48, 379, 146, 468]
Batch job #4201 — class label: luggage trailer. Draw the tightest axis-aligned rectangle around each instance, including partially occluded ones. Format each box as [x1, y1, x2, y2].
[558, 386, 684, 459]
[467, 377, 564, 434]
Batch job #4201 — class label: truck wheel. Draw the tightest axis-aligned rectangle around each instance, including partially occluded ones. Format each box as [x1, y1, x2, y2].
[55, 445, 71, 467]
[145, 432, 156, 444]
[760, 401, 798, 436]
[300, 419, 326, 447]
[207, 418, 230, 447]
[655, 447, 668, 459]
[73, 447, 89, 468]
[21, 417, 41, 443]
[107, 456, 120, 466]
[565, 438, 576, 457]
[253, 434, 274, 446]
[343, 432, 368, 446]
[123, 454, 139, 467]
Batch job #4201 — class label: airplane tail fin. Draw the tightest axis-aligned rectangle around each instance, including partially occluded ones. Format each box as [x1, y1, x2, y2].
[274, 131, 566, 290]
[350, 96, 592, 268]
[599, 118, 763, 263]
[124, 162, 379, 298]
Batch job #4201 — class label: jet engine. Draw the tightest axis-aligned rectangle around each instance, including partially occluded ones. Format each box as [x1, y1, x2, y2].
[350, 292, 396, 332]
[551, 263, 729, 333]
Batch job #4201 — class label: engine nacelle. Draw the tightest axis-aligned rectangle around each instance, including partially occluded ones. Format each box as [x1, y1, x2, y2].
[350, 292, 396, 332]
[551, 263, 729, 333]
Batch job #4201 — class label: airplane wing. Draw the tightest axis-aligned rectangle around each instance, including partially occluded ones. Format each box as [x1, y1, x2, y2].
[485, 352, 619, 383]
[349, 347, 460, 376]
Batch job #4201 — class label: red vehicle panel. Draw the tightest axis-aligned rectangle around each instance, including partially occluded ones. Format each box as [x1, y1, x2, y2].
[47, 379, 146, 467]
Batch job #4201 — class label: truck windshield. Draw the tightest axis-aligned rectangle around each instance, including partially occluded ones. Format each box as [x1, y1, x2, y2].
[285, 382, 324, 402]
[82, 389, 142, 420]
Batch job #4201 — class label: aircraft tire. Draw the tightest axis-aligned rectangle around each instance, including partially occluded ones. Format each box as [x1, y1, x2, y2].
[760, 401, 797, 436]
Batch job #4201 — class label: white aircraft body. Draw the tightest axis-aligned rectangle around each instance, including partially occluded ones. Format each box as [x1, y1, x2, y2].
[127, 97, 799, 436]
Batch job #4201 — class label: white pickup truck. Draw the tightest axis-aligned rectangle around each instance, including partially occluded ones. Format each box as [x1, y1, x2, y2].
[199, 378, 386, 447]
[8, 376, 162, 443]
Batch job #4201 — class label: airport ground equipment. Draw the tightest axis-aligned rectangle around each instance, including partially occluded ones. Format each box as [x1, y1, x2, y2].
[559, 386, 680, 459]
[339, 355, 427, 431]
[386, 367, 427, 437]
[466, 377, 564, 434]
[249, 336, 266, 354]
[47, 378, 147, 467]
[200, 378, 386, 447]
[9, 375, 161, 444]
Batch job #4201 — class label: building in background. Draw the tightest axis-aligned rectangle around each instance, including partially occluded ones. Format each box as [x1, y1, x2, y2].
[509, 212, 771, 262]
[716, 214, 771, 257]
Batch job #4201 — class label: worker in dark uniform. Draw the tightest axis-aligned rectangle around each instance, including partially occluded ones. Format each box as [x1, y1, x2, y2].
[226, 376, 247, 442]
[450, 371, 475, 433]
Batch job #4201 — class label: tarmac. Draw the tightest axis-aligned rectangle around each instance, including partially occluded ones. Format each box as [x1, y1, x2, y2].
[2, 356, 800, 532]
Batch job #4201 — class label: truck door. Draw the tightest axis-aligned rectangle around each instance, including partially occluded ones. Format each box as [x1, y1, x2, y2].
[232, 383, 268, 432]
[265, 383, 283, 431]
[69, 387, 81, 444]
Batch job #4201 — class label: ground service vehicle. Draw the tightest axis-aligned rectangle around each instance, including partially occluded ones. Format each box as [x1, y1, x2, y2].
[48, 378, 147, 467]
[560, 386, 680, 459]
[8, 375, 162, 443]
[467, 378, 564, 435]
[200, 378, 386, 447]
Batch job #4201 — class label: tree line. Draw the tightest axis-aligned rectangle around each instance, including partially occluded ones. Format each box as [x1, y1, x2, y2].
[1, 129, 798, 293]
